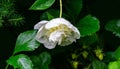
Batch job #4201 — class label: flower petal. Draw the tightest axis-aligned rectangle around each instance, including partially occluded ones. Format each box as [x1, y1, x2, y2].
[45, 18, 80, 39]
[45, 18, 74, 30]
[73, 27, 80, 39]
[35, 26, 47, 43]
[43, 40, 57, 49]
[49, 31, 64, 44]
[60, 36, 75, 46]
[34, 20, 48, 30]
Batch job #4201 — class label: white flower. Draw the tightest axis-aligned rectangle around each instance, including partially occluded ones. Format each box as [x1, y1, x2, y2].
[34, 18, 80, 49]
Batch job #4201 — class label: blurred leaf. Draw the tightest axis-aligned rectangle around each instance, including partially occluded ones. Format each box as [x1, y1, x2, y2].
[92, 60, 108, 69]
[79, 34, 98, 45]
[0, 17, 3, 27]
[31, 52, 51, 69]
[108, 61, 120, 69]
[114, 46, 120, 60]
[105, 19, 120, 38]
[77, 15, 100, 37]
[0, 0, 25, 27]
[0, 0, 14, 17]
[7, 54, 33, 69]
[8, 14, 24, 26]
[0, 7, 10, 17]
[65, 0, 82, 17]
[104, 52, 116, 62]
[29, 0, 55, 10]
[14, 30, 40, 54]
[40, 9, 69, 20]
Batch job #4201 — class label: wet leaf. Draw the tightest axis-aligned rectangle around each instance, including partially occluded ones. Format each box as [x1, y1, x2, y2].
[31, 52, 51, 69]
[77, 15, 100, 37]
[7, 54, 33, 69]
[14, 30, 40, 54]
[105, 19, 120, 38]
[29, 0, 55, 10]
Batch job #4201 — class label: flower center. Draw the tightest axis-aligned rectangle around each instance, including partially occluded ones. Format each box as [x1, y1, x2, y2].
[45, 24, 73, 37]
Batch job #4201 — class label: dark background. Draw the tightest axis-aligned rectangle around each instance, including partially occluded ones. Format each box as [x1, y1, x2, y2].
[1, 0, 120, 68]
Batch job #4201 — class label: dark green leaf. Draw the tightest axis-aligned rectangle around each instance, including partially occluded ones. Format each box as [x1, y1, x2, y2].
[8, 14, 24, 26]
[77, 15, 100, 37]
[108, 61, 120, 69]
[114, 46, 120, 60]
[79, 34, 98, 45]
[31, 52, 51, 69]
[105, 19, 120, 37]
[40, 9, 59, 20]
[7, 54, 33, 69]
[29, 0, 55, 10]
[14, 30, 40, 54]
[92, 60, 108, 69]
[104, 52, 116, 62]
[65, 0, 82, 17]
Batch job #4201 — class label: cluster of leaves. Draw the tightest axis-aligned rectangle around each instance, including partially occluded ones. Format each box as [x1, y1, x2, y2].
[0, 0, 24, 27]
[7, 30, 51, 69]
[105, 20, 120, 69]
[5, 0, 120, 69]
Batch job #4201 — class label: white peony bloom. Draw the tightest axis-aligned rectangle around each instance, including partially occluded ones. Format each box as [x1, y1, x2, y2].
[34, 18, 80, 49]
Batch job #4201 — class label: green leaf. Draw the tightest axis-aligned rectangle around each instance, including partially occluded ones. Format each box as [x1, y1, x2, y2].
[105, 52, 116, 62]
[8, 14, 24, 26]
[65, 0, 82, 17]
[14, 30, 40, 54]
[40, 9, 59, 20]
[77, 15, 100, 37]
[31, 52, 51, 69]
[105, 20, 120, 37]
[7, 54, 33, 69]
[29, 0, 55, 10]
[92, 60, 108, 69]
[108, 61, 120, 69]
[79, 34, 98, 45]
[114, 46, 120, 60]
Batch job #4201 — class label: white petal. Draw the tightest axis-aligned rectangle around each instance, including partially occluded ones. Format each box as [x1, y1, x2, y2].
[45, 18, 74, 29]
[73, 27, 80, 39]
[34, 20, 48, 30]
[43, 40, 57, 49]
[35, 26, 47, 43]
[49, 31, 64, 44]
[35, 26, 57, 49]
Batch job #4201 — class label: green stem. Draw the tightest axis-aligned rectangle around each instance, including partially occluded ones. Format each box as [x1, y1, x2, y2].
[5, 64, 9, 69]
[5, 54, 14, 69]
[59, 0, 62, 18]
[8, 17, 23, 22]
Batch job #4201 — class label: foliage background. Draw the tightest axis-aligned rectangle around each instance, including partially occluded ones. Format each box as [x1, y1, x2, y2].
[0, 0, 120, 69]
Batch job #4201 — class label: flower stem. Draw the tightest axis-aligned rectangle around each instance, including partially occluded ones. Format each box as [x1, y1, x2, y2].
[59, 0, 62, 18]
[5, 64, 9, 69]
